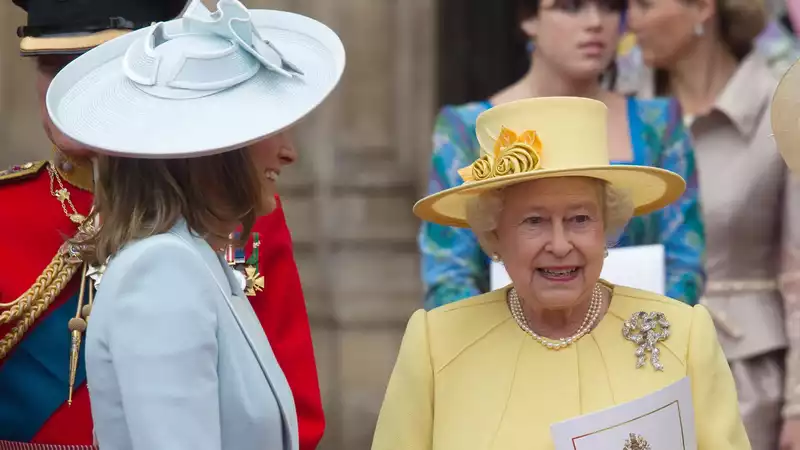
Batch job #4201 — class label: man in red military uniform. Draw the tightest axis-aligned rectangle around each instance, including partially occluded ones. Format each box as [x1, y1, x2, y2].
[0, 0, 325, 448]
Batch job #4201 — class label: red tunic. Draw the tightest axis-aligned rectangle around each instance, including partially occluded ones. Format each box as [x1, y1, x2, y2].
[0, 161, 324, 449]
[248, 197, 326, 450]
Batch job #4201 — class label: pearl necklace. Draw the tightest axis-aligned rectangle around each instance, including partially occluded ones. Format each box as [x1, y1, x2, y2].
[507, 284, 604, 350]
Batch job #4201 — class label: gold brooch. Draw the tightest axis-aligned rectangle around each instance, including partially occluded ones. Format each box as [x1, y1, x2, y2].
[244, 265, 265, 297]
[457, 126, 542, 182]
[623, 433, 651, 450]
[622, 311, 670, 371]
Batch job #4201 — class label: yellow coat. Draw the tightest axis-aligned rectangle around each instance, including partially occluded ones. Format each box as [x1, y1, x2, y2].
[372, 284, 750, 450]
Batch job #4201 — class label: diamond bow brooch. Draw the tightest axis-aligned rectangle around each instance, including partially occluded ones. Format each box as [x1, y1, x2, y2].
[622, 311, 670, 371]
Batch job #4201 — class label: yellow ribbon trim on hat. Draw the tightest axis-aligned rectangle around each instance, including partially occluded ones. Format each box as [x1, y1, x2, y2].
[458, 127, 543, 182]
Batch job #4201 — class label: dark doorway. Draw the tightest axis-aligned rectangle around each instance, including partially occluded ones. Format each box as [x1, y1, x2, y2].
[436, 0, 529, 108]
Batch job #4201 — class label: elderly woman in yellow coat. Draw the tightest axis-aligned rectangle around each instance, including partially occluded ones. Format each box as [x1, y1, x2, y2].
[371, 97, 749, 450]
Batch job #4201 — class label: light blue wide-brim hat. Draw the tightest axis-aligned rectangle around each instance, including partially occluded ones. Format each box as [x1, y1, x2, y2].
[46, 0, 345, 158]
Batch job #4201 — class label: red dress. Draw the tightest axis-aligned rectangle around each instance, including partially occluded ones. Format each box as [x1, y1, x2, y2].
[0, 161, 324, 449]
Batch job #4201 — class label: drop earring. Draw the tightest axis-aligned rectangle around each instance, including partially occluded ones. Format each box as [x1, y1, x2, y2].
[604, 248, 609, 258]
[693, 23, 704, 36]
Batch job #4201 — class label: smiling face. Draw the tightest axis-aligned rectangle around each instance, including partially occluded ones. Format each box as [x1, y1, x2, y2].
[246, 131, 298, 215]
[521, 0, 624, 81]
[495, 177, 606, 310]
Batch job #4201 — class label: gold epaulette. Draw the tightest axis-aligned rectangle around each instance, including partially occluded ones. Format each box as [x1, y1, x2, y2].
[0, 160, 47, 184]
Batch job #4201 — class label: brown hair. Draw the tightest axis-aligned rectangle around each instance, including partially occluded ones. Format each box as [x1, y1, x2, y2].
[516, 0, 627, 90]
[715, 0, 766, 61]
[517, 0, 627, 19]
[76, 148, 265, 265]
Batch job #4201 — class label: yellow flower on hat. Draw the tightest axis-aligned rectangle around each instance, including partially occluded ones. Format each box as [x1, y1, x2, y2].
[415, 97, 687, 229]
[458, 126, 542, 182]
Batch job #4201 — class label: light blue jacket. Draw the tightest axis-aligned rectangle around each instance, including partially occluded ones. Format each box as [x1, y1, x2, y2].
[86, 220, 298, 450]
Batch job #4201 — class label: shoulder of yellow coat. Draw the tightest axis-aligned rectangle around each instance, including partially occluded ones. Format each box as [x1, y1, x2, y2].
[0, 160, 48, 184]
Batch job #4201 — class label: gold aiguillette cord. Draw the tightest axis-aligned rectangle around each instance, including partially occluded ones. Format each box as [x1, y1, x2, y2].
[67, 263, 93, 405]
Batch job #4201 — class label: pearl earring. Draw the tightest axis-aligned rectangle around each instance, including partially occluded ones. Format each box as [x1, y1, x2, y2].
[693, 23, 704, 36]
[604, 248, 609, 258]
[491, 253, 501, 262]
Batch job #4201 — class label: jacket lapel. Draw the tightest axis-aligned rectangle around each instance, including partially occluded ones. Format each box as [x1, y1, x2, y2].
[170, 223, 299, 450]
[219, 258, 299, 450]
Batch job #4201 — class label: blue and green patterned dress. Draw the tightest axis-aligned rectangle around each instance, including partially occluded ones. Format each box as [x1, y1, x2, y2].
[419, 97, 705, 310]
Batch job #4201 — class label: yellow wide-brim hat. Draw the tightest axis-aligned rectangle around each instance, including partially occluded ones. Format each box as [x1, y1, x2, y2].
[413, 97, 687, 228]
[772, 57, 800, 173]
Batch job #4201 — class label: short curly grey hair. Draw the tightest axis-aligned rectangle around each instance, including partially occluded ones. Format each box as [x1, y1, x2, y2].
[465, 179, 635, 256]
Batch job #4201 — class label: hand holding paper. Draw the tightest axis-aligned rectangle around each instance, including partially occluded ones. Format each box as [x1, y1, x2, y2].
[550, 377, 697, 450]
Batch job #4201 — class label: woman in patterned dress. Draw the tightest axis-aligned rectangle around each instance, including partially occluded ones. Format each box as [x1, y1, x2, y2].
[420, 0, 704, 310]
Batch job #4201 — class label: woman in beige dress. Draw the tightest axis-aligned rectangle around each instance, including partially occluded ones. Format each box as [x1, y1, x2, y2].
[628, 1, 800, 449]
